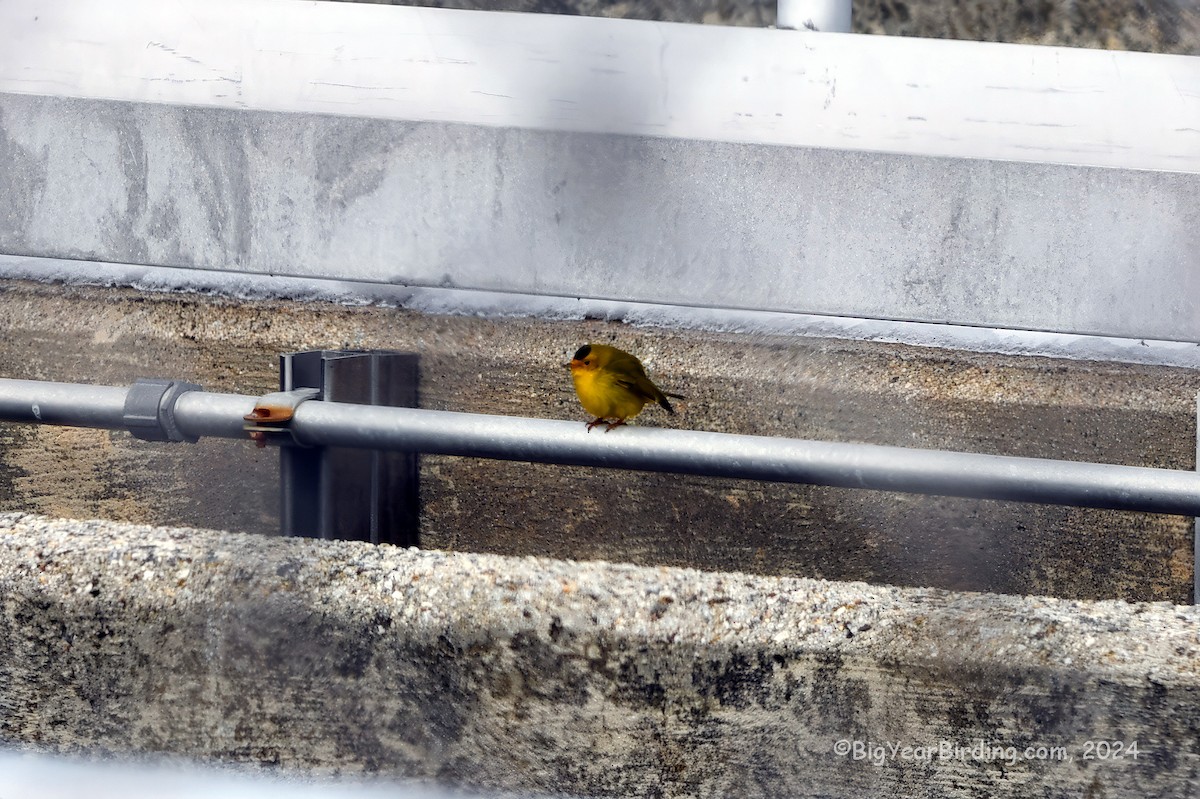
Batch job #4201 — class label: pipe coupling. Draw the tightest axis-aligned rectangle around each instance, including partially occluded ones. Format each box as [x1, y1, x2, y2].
[123, 378, 204, 443]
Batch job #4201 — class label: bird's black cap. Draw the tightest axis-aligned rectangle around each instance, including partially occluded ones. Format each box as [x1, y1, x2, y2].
[573, 345, 592, 360]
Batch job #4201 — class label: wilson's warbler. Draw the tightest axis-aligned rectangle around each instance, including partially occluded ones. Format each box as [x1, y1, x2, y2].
[566, 344, 683, 432]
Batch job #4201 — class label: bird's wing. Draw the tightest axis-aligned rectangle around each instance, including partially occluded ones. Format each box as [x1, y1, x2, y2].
[608, 351, 677, 413]
[615, 371, 675, 414]
[606, 354, 656, 396]
[614, 372, 662, 402]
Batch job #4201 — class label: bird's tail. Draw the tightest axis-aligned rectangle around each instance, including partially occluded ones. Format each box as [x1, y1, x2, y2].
[658, 392, 684, 414]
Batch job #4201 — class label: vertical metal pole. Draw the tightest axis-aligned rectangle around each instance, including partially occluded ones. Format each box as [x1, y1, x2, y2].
[777, 0, 851, 32]
[279, 350, 419, 546]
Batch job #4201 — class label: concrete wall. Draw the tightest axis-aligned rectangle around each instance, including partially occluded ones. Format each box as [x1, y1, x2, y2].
[0, 282, 1195, 603]
[3, 92, 1199, 343]
[2, 512, 1198, 797]
[2, 1, 1199, 343]
[2, 6, 1198, 793]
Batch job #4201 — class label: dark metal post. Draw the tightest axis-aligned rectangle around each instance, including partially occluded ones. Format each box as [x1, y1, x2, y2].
[279, 350, 419, 546]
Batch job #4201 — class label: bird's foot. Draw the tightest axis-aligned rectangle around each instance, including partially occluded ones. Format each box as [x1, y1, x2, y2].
[604, 419, 627, 433]
[585, 418, 607, 432]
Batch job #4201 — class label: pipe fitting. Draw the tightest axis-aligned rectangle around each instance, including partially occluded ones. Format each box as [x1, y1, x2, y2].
[123, 378, 204, 443]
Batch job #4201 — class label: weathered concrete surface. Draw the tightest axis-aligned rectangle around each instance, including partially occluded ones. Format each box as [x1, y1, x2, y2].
[0, 282, 1196, 602]
[1, 513, 1199, 797]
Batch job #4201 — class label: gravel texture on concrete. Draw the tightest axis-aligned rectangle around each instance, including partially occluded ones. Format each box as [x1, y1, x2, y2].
[1, 512, 1199, 797]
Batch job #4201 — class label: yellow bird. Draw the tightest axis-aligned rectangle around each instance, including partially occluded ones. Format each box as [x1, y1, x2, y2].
[566, 344, 683, 432]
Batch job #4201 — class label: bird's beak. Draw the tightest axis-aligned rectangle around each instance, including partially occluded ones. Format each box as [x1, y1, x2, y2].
[566, 359, 582, 370]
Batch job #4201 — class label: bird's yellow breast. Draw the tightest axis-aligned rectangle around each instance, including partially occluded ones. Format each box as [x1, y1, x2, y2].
[571, 367, 648, 421]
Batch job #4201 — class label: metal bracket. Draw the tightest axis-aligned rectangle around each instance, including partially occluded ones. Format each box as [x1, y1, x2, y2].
[278, 350, 420, 546]
[123, 378, 204, 443]
[242, 388, 320, 448]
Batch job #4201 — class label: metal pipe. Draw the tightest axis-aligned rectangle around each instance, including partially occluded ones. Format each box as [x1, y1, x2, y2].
[173, 392, 259, 440]
[0, 379, 129, 429]
[285, 403, 1200, 517]
[1, 377, 1199, 517]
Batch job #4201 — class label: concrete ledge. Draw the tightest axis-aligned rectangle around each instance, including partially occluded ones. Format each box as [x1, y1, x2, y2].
[7, 254, 1200, 370]
[2, 512, 1198, 797]
[0, 282, 1196, 602]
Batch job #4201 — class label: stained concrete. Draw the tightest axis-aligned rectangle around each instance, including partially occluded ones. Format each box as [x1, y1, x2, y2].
[1, 512, 1199, 797]
[4, 91, 1198, 342]
[0, 281, 1196, 602]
